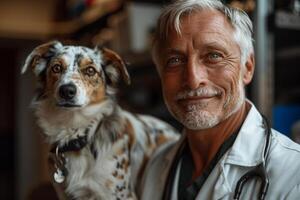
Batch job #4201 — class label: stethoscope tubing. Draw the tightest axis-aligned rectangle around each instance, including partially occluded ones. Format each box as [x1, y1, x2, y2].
[233, 115, 271, 200]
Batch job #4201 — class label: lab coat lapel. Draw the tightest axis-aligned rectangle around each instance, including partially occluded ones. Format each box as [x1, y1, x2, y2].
[224, 103, 266, 167]
[212, 161, 232, 199]
[211, 103, 266, 199]
[198, 103, 266, 200]
[195, 159, 232, 200]
[159, 134, 186, 196]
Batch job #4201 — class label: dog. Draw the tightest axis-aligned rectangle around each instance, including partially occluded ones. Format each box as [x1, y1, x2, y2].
[22, 41, 179, 200]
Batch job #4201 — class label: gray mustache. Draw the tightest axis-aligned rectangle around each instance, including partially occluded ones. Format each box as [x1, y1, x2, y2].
[175, 88, 221, 100]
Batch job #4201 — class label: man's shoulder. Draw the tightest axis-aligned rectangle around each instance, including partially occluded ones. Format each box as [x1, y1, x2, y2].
[269, 130, 300, 181]
[271, 129, 300, 155]
[267, 130, 300, 197]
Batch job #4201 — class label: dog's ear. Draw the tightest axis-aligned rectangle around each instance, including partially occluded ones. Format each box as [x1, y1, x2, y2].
[97, 47, 131, 85]
[21, 41, 63, 76]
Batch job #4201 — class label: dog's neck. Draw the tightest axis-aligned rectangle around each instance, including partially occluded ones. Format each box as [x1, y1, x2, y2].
[35, 99, 124, 145]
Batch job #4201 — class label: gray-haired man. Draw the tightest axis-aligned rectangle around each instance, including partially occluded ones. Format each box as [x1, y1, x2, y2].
[138, 0, 300, 199]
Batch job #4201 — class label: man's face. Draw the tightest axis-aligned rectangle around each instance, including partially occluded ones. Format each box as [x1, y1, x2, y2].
[157, 10, 253, 130]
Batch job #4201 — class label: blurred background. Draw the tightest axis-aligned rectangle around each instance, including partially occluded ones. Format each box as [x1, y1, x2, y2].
[0, 0, 299, 199]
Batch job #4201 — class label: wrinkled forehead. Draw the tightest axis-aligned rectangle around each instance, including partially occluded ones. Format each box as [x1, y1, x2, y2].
[53, 46, 103, 69]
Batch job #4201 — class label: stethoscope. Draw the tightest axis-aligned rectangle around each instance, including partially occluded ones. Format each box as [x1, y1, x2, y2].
[233, 115, 271, 200]
[164, 115, 272, 200]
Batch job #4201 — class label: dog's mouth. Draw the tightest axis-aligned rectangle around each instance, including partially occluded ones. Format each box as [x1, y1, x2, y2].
[56, 102, 82, 108]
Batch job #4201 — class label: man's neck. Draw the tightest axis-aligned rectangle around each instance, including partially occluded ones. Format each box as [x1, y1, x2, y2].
[185, 101, 250, 180]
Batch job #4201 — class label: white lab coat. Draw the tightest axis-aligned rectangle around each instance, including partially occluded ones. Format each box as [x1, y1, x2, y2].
[138, 103, 300, 200]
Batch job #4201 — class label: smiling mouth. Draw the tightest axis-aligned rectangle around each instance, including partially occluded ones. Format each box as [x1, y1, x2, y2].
[177, 96, 218, 107]
[178, 95, 215, 102]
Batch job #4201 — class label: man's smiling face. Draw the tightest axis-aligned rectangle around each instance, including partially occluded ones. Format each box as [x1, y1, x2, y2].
[157, 10, 253, 130]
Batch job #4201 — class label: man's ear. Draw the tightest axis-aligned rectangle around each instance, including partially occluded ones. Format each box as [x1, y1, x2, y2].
[21, 41, 63, 76]
[242, 53, 255, 85]
[97, 47, 131, 85]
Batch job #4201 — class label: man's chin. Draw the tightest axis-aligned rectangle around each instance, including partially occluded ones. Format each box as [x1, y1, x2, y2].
[175, 110, 220, 130]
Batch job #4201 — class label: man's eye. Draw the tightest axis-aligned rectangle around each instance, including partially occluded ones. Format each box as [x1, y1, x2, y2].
[84, 66, 97, 76]
[166, 57, 185, 66]
[207, 52, 223, 62]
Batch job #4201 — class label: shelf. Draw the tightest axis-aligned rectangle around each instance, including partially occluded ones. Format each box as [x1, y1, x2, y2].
[53, 0, 122, 36]
[0, 0, 123, 40]
[273, 11, 300, 30]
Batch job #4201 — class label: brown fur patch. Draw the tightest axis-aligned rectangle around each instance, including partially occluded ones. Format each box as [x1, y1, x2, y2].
[46, 70, 60, 97]
[123, 158, 130, 173]
[112, 171, 118, 177]
[105, 179, 113, 189]
[124, 120, 136, 151]
[155, 134, 169, 146]
[79, 57, 93, 67]
[115, 145, 127, 156]
[117, 174, 124, 180]
[102, 48, 130, 85]
[80, 68, 106, 105]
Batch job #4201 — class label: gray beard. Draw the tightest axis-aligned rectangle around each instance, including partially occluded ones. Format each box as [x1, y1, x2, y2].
[172, 84, 245, 130]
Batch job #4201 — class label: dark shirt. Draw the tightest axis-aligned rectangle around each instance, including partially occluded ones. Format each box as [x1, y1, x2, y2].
[163, 131, 239, 200]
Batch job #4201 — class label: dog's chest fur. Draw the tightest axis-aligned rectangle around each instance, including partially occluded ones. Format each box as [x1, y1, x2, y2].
[44, 105, 178, 200]
[64, 129, 134, 200]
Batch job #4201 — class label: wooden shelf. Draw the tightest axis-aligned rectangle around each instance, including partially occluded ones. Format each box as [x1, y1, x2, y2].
[53, 0, 122, 36]
[0, 0, 122, 39]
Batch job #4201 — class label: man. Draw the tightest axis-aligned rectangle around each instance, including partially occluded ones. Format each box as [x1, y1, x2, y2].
[138, 0, 300, 199]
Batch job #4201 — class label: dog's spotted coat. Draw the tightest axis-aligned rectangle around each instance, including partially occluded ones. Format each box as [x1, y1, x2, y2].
[22, 41, 179, 200]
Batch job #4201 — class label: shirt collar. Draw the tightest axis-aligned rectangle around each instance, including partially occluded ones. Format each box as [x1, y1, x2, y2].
[223, 101, 266, 167]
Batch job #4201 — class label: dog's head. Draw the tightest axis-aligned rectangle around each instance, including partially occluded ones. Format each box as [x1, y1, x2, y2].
[22, 41, 130, 109]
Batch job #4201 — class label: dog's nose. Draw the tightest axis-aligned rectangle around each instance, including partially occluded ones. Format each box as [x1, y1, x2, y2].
[59, 84, 77, 100]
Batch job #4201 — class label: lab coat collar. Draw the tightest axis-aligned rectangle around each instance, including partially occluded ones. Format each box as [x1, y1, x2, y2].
[209, 102, 267, 199]
[224, 101, 266, 167]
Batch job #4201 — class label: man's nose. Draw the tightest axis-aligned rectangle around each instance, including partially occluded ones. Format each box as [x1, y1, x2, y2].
[184, 59, 208, 89]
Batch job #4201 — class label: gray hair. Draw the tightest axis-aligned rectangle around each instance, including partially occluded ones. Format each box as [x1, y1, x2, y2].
[153, 0, 254, 67]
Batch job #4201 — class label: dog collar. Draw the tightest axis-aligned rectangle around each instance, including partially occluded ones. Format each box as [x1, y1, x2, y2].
[50, 135, 89, 185]
[50, 134, 88, 154]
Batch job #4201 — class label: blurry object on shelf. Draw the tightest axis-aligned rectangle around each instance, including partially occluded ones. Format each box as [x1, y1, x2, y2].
[275, 0, 300, 14]
[65, 0, 86, 19]
[229, 0, 255, 13]
[54, 0, 123, 36]
[273, 105, 300, 137]
[0, 0, 123, 40]
[128, 3, 162, 52]
[291, 0, 300, 14]
[65, 0, 121, 19]
[292, 120, 300, 144]
[277, 46, 300, 59]
[92, 8, 130, 53]
[273, 90, 300, 138]
[273, 10, 300, 30]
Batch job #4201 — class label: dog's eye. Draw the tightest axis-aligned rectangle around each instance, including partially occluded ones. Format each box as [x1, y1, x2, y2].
[85, 66, 96, 76]
[51, 64, 63, 73]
